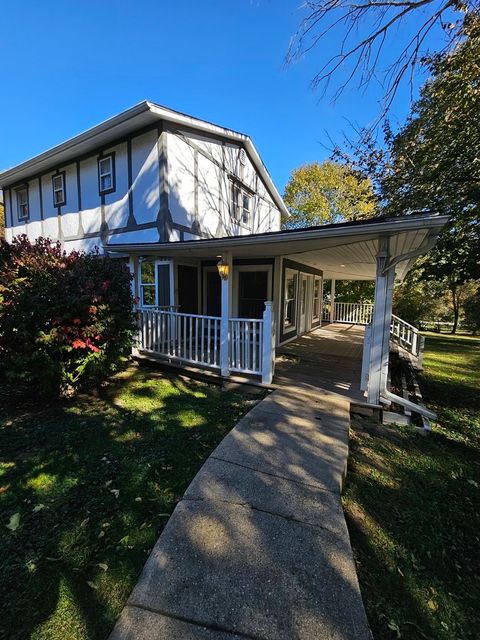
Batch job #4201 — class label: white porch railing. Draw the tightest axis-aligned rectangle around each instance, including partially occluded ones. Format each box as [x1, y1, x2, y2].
[137, 303, 275, 382]
[322, 302, 374, 325]
[138, 309, 221, 368]
[390, 314, 424, 361]
[229, 318, 263, 375]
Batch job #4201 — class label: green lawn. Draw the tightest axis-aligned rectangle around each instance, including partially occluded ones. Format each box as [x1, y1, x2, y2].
[343, 333, 480, 640]
[0, 367, 253, 640]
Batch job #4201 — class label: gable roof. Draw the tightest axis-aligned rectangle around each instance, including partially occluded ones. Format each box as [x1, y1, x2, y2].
[0, 101, 288, 217]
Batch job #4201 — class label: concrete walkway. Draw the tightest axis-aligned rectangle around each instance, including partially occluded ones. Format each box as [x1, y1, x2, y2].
[109, 387, 372, 640]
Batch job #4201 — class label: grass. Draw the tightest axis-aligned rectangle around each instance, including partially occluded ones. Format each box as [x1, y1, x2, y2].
[343, 333, 480, 640]
[0, 366, 254, 640]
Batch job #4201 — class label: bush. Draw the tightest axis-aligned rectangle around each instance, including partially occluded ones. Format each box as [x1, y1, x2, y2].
[0, 235, 136, 397]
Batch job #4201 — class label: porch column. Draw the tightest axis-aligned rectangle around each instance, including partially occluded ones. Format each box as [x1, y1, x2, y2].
[367, 237, 394, 404]
[220, 251, 233, 377]
[329, 278, 336, 323]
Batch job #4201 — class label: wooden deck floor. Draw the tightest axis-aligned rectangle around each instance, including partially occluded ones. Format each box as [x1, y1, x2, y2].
[274, 323, 366, 402]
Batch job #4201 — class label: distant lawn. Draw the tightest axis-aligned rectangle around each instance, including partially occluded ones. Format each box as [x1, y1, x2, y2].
[343, 333, 480, 640]
[0, 367, 253, 640]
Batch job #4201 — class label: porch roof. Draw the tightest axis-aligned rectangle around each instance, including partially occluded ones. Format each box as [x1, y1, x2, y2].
[106, 212, 448, 281]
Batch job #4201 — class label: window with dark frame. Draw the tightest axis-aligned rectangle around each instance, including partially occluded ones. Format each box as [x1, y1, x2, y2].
[98, 155, 114, 194]
[16, 187, 29, 220]
[52, 173, 66, 207]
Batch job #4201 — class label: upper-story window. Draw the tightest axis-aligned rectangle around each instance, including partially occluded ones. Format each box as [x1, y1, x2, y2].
[98, 155, 115, 194]
[232, 185, 252, 226]
[16, 187, 29, 221]
[52, 173, 66, 206]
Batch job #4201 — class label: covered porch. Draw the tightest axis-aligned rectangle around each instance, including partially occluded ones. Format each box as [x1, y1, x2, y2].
[107, 213, 448, 412]
[275, 323, 365, 402]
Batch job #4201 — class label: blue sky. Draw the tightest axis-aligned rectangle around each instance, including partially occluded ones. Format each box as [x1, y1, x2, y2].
[0, 0, 448, 192]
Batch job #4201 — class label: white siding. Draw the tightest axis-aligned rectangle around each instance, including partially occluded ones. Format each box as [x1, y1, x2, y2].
[104, 142, 129, 230]
[3, 122, 282, 251]
[131, 129, 160, 226]
[167, 132, 195, 229]
[80, 156, 102, 235]
[61, 164, 80, 238]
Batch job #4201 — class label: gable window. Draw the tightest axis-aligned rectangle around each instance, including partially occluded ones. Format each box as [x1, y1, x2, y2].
[16, 187, 29, 221]
[52, 173, 66, 206]
[232, 184, 252, 226]
[98, 155, 115, 194]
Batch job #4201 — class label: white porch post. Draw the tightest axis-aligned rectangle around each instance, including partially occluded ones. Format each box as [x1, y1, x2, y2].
[220, 251, 232, 378]
[261, 301, 275, 384]
[330, 278, 336, 323]
[367, 238, 394, 404]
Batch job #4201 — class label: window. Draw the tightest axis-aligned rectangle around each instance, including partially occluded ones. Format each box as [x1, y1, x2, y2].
[232, 184, 252, 226]
[16, 187, 29, 220]
[139, 260, 171, 308]
[313, 277, 321, 320]
[52, 173, 66, 206]
[140, 261, 156, 307]
[242, 194, 251, 225]
[284, 268, 297, 329]
[98, 155, 115, 194]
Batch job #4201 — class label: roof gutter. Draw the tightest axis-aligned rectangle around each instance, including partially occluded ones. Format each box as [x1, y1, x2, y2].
[105, 214, 450, 254]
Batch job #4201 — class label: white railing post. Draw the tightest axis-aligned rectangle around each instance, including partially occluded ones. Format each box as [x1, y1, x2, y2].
[220, 252, 232, 378]
[360, 324, 372, 391]
[330, 279, 336, 323]
[261, 301, 274, 384]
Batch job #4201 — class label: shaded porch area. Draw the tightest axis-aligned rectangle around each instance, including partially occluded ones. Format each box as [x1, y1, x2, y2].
[274, 323, 366, 402]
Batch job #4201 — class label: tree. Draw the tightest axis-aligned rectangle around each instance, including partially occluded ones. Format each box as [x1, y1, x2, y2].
[382, 16, 480, 331]
[464, 285, 480, 333]
[283, 160, 376, 228]
[287, 0, 479, 121]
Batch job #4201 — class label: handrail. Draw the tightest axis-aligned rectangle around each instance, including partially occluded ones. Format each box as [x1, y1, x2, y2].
[391, 313, 418, 332]
[140, 308, 220, 321]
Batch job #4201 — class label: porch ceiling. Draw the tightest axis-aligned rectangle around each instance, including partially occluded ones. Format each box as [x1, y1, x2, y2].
[106, 213, 448, 281]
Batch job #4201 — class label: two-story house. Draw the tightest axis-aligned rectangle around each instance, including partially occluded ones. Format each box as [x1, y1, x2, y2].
[0, 101, 447, 413]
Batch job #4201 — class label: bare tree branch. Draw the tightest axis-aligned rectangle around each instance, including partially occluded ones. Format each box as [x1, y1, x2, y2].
[287, 0, 479, 121]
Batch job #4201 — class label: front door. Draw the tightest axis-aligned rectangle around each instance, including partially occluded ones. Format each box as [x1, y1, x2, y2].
[299, 276, 309, 334]
[178, 265, 198, 314]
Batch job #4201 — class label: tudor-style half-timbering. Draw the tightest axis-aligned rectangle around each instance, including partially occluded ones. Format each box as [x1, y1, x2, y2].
[1, 102, 285, 252]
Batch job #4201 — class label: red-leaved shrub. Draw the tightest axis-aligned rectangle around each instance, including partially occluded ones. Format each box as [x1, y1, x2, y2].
[0, 235, 136, 396]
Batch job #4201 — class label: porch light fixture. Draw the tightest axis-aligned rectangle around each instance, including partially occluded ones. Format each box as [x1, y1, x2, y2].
[217, 256, 230, 280]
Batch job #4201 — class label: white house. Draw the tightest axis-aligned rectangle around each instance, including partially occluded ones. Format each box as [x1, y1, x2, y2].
[0, 101, 448, 414]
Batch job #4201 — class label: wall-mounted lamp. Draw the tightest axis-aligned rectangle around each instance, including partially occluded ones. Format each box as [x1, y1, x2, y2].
[217, 256, 230, 280]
